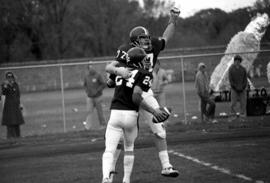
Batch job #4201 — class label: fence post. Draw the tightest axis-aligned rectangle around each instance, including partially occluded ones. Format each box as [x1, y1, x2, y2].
[59, 65, 67, 132]
[181, 57, 187, 124]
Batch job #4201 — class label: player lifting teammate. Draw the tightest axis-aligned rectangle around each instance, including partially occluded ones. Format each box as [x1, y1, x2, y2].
[105, 7, 181, 180]
[102, 47, 171, 183]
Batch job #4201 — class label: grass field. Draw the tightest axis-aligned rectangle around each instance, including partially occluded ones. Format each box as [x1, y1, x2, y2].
[0, 127, 270, 183]
[1, 81, 270, 183]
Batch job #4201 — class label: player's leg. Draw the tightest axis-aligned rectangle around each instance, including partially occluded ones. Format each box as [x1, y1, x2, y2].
[123, 147, 135, 183]
[121, 111, 138, 183]
[110, 115, 139, 182]
[102, 110, 123, 183]
[102, 126, 122, 183]
[108, 137, 123, 182]
[140, 93, 179, 177]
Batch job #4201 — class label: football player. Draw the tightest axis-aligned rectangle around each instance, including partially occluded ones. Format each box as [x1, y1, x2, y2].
[102, 47, 171, 183]
[105, 7, 181, 179]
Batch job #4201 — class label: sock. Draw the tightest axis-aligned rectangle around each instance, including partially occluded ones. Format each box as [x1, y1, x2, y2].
[112, 144, 122, 171]
[102, 151, 114, 179]
[123, 152, 134, 183]
[159, 150, 172, 169]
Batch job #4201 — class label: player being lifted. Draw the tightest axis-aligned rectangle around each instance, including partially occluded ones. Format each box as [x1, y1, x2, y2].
[105, 7, 181, 179]
[102, 47, 171, 183]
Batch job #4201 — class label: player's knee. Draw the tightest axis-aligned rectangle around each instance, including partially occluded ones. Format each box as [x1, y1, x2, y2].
[103, 150, 114, 157]
[154, 131, 166, 139]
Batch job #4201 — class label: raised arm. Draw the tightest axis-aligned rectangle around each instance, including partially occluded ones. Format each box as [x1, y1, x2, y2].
[162, 7, 180, 44]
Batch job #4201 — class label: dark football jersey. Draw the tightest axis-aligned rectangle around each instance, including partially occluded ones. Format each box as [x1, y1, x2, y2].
[115, 37, 165, 71]
[110, 68, 153, 111]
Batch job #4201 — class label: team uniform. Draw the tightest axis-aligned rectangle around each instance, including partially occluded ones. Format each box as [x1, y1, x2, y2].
[114, 37, 167, 139]
[110, 68, 153, 111]
[103, 67, 152, 183]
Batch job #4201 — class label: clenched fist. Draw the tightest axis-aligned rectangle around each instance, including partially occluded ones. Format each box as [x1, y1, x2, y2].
[169, 7, 180, 25]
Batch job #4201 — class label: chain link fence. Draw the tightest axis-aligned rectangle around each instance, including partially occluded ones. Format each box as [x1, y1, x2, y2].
[1, 50, 270, 137]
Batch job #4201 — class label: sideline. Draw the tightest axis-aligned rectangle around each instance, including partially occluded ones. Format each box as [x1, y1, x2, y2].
[169, 150, 264, 183]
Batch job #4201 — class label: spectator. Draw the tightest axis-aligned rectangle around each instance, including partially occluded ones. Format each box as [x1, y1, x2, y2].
[1, 72, 25, 138]
[152, 60, 169, 106]
[255, 64, 263, 77]
[249, 65, 255, 78]
[195, 63, 217, 123]
[228, 55, 248, 117]
[166, 69, 174, 83]
[267, 62, 270, 83]
[83, 64, 106, 130]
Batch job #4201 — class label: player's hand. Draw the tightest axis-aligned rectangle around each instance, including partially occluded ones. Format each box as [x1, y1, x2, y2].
[152, 108, 171, 123]
[169, 7, 180, 25]
[115, 67, 132, 79]
[107, 78, 116, 88]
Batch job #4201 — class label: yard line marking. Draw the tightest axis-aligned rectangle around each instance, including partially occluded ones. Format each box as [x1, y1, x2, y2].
[168, 150, 264, 183]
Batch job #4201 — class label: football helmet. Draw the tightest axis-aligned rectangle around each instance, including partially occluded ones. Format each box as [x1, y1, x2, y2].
[126, 47, 148, 69]
[129, 26, 152, 51]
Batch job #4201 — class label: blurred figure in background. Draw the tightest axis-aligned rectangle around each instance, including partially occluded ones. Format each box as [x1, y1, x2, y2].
[83, 64, 106, 130]
[267, 62, 270, 83]
[1, 72, 25, 139]
[195, 63, 217, 123]
[152, 60, 169, 106]
[166, 69, 174, 83]
[228, 55, 247, 118]
[249, 65, 254, 78]
[255, 64, 263, 77]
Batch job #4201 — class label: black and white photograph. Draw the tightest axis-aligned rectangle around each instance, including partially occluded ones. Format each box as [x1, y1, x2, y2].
[0, 0, 270, 182]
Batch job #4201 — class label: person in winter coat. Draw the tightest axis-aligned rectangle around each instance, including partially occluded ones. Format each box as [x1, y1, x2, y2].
[228, 55, 248, 117]
[83, 64, 106, 130]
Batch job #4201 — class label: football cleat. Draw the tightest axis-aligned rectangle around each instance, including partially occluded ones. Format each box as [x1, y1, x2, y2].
[161, 167, 179, 177]
[108, 171, 117, 182]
